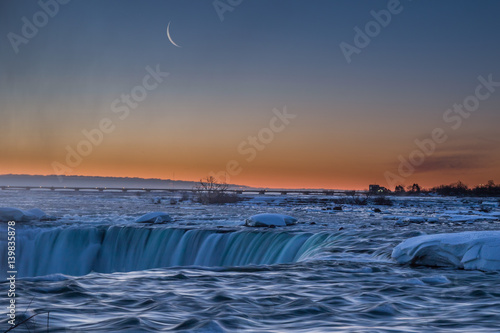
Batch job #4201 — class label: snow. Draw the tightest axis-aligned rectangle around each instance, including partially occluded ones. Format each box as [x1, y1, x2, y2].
[24, 208, 56, 221]
[389, 211, 499, 225]
[392, 231, 500, 271]
[0, 207, 27, 222]
[442, 214, 498, 223]
[24, 208, 47, 219]
[0, 207, 52, 222]
[135, 212, 172, 224]
[390, 216, 441, 226]
[438, 209, 500, 223]
[402, 217, 428, 224]
[245, 213, 298, 227]
[384, 216, 439, 222]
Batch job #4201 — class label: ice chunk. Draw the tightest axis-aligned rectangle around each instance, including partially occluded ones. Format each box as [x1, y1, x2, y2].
[390, 216, 441, 224]
[24, 208, 56, 221]
[245, 213, 297, 227]
[136, 212, 172, 224]
[392, 231, 500, 271]
[0, 207, 27, 222]
[24, 208, 46, 219]
[0, 207, 51, 222]
[444, 214, 498, 223]
[402, 217, 427, 224]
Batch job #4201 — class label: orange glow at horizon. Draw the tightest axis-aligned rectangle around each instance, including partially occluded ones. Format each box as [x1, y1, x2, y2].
[2, 162, 499, 191]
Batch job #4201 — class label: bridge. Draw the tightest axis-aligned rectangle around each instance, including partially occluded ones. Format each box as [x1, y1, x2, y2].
[0, 185, 365, 196]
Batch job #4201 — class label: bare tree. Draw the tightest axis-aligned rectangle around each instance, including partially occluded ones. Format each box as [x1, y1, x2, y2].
[194, 176, 241, 204]
[196, 176, 228, 193]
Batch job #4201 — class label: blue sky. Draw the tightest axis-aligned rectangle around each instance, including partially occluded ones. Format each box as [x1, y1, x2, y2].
[1, 0, 499, 189]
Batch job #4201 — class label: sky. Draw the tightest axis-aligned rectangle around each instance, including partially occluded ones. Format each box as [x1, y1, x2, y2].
[1, 0, 499, 190]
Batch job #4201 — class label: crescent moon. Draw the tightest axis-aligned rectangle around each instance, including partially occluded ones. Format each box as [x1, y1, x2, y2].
[167, 21, 181, 48]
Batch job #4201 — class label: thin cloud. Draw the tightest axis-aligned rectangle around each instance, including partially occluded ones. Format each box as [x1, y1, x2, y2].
[416, 152, 492, 174]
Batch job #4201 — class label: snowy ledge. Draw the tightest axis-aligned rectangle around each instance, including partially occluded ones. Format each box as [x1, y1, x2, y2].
[392, 231, 500, 271]
[0, 207, 55, 222]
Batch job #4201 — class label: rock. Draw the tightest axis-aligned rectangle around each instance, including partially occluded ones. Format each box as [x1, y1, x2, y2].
[373, 208, 382, 213]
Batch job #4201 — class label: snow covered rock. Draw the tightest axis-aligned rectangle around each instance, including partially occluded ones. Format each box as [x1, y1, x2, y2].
[245, 213, 297, 227]
[24, 208, 56, 221]
[0, 208, 27, 222]
[136, 212, 172, 224]
[0, 207, 53, 222]
[392, 231, 500, 271]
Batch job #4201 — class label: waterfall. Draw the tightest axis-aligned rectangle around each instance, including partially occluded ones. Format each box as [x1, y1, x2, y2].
[1, 226, 333, 277]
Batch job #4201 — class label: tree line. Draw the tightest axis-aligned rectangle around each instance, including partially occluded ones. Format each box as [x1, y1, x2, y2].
[393, 180, 500, 197]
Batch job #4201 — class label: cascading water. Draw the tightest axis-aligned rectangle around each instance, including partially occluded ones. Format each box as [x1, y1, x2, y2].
[1, 226, 334, 277]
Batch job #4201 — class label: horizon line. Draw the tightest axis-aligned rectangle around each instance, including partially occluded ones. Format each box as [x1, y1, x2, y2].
[0, 173, 495, 192]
